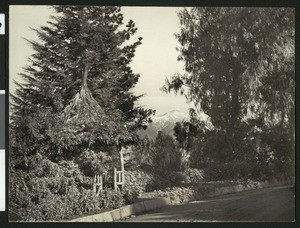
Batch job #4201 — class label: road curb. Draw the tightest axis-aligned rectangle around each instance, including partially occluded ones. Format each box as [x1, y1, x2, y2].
[69, 197, 171, 222]
[69, 180, 291, 222]
[139, 180, 292, 205]
[205, 180, 288, 198]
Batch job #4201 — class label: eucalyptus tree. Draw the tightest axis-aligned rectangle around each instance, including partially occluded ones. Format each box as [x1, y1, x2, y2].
[164, 7, 294, 168]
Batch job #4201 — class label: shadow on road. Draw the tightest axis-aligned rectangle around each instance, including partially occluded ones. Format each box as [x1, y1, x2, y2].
[124, 186, 295, 222]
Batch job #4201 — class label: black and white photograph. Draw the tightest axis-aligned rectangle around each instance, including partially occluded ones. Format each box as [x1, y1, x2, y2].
[8, 5, 295, 222]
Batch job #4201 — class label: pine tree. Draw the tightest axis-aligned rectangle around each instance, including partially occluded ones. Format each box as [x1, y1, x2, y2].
[10, 6, 154, 159]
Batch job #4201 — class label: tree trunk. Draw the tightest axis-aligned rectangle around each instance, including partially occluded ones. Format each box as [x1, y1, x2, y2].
[82, 65, 89, 88]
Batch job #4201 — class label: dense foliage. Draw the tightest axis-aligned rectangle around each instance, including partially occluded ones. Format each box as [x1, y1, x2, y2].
[130, 131, 184, 174]
[9, 153, 125, 221]
[164, 8, 294, 181]
[9, 7, 295, 221]
[9, 6, 154, 221]
[11, 6, 154, 157]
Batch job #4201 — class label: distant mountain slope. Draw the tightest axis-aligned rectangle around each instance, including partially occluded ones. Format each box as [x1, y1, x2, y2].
[137, 110, 190, 140]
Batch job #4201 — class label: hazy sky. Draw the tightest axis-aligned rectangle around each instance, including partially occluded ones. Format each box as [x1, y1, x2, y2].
[9, 6, 193, 116]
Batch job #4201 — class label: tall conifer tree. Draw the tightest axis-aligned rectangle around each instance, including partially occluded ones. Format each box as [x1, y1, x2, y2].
[10, 6, 154, 158]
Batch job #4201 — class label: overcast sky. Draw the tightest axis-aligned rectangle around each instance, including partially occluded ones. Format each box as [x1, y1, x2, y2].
[9, 6, 194, 116]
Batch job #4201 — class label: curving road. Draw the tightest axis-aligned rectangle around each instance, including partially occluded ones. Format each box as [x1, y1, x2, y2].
[123, 186, 295, 222]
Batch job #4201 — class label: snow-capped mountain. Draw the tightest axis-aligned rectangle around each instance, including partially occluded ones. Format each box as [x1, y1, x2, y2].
[138, 110, 190, 139]
[152, 110, 190, 128]
[138, 110, 213, 140]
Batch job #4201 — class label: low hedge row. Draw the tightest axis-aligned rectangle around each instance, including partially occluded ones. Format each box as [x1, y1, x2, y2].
[139, 178, 288, 205]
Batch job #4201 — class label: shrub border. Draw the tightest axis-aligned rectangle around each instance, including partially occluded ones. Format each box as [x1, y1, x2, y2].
[68, 179, 292, 222]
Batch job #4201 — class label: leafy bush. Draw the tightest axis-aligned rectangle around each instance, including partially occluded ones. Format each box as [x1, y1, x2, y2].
[76, 150, 114, 176]
[205, 160, 255, 181]
[77, 189, 101, 214]
[148, 187, 195, 204]
[168, 171, 188, 185]
[164, 169, 205, 186]
[10, 181, 125, 221]
[183, 168, 205, 184]
[122, 170, 154, 203]
[9, 154, 126, 221]
[122, 189, 140, 204]
[203, 158, 292, 182]
[122, 169, 176, 200]
[100, 189, 125, 209]
[147, 173, 174, 191]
